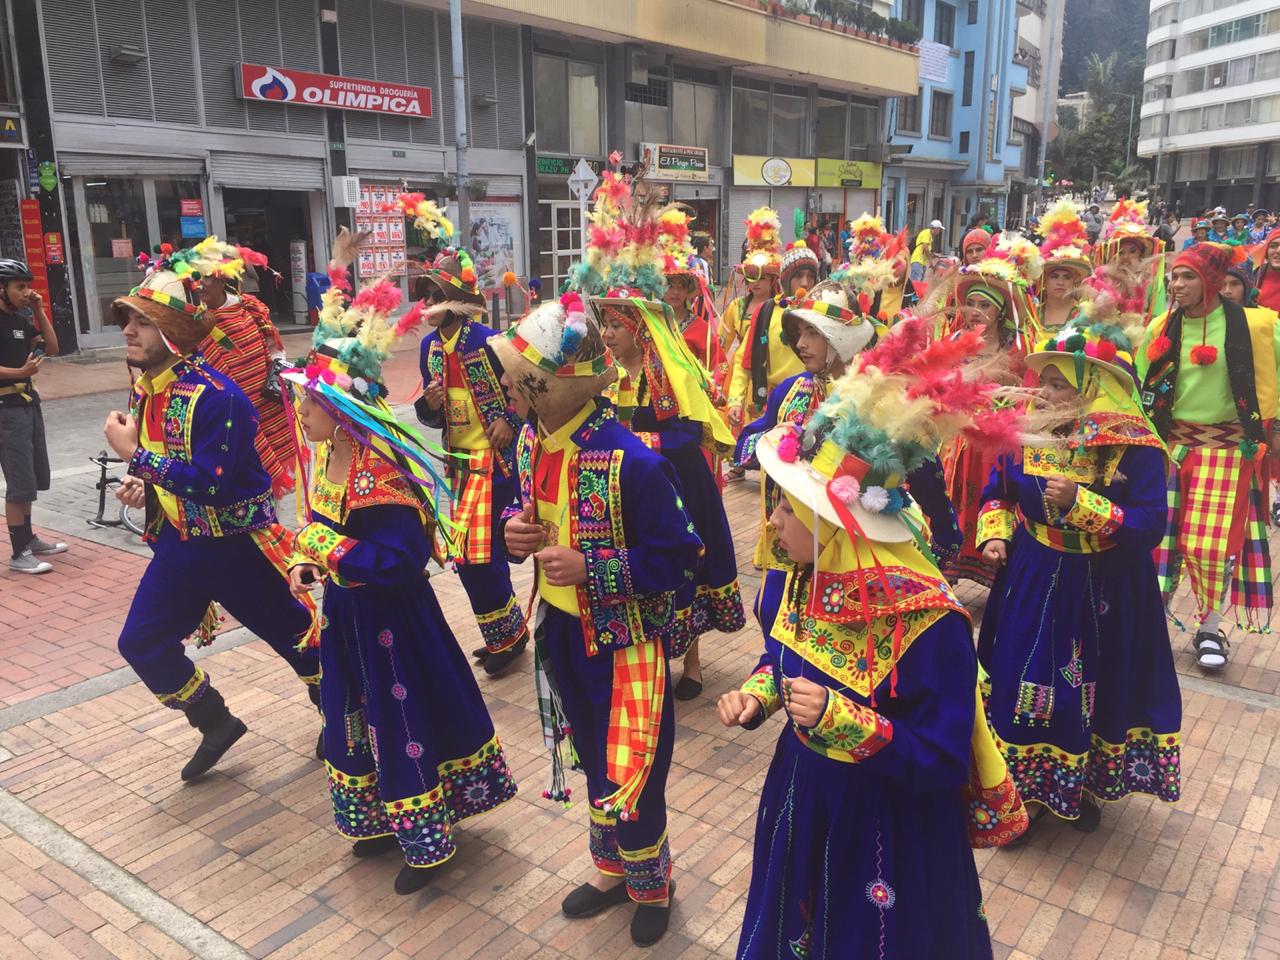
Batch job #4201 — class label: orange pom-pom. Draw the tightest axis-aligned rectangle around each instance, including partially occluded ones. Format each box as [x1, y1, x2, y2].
[793, 287, 808, 299]
[460, 267, 476, 284]
[502, 270, 517, 287]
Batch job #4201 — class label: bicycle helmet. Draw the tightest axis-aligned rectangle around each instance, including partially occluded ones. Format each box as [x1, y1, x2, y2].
[0, 259, 33, 282]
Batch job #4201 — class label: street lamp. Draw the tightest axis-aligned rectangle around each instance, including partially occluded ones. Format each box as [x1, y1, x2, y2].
[1116, 92, 1136, 168]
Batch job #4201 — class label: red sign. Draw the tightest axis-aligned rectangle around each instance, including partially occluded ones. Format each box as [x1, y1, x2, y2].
[238, 63, 432, 118]
[44, 233, 63, 266]
[179, 198, 203, 217]
[19, 201, 52, 323]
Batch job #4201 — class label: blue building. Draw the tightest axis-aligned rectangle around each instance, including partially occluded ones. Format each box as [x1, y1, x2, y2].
[882, 0, 1029, 251]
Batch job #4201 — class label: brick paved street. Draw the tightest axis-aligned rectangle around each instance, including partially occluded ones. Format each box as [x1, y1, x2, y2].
[5, 360, 1280, 958]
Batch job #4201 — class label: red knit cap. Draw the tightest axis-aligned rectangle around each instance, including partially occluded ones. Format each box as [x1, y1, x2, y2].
[963, 228, 991, 256]
[1173, 242, 1234, 307]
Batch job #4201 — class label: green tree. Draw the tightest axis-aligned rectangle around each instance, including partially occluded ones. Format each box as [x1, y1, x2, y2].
[1084, 53, 1117, 114]
[1058, 104, 1079, 132]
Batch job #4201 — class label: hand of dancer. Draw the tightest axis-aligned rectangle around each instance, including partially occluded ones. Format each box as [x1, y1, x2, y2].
[288, 563, 323, 596]
[716, 690, 762, 728]
[783, 676, 828, 728]
[728, 404, 744, 429]
[422, 380, 445, 410]
[980, 539, 1008, 566]
[104, 411, 139, 460]
[536, 545, 587, 586]
[485, 417, 514, 450]
[503, 504, 545, 559]
[115, 475, 147, 510]
[1043, 476, 1078, 509]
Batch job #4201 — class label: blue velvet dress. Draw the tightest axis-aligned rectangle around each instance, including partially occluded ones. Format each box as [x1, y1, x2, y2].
[975, 445, 1182, 819]
[293, 445, 517, 869]
[613, 375, 746, 655]
[735, 573, 993, 960]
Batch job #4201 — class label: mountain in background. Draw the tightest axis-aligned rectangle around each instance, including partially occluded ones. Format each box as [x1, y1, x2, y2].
[1059, 0, 1149, 94]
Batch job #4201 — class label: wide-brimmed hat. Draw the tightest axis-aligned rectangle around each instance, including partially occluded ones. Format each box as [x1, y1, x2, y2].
[1094, 199, 1160, 265]
[1023, 327, 1138, 388]
[489, 292, 615, 424]
[419, 251, 486, 307]
[110, 263, 212, 355]
[781, 284, 880, 366]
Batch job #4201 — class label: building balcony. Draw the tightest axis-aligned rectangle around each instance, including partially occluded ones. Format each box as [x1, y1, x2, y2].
[465, 0, 921, 96]
[1017, 0, 1047, 17]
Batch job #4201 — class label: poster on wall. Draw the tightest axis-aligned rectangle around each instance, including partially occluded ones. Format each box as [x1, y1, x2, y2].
[355, 181, 408, 279]
[445, 200, 525, 291]
[19, 200, 52, 324]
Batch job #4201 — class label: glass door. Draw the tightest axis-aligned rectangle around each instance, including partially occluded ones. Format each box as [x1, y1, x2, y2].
[537, 200, 583, 295]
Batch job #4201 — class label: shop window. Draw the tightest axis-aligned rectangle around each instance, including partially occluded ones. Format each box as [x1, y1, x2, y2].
[732, 86, 771, 155]
[82, 178, 151, 336]
[535, 54, 601, 156]
[848, 101, 880, 146]
[771, 93, 806, 156]
[815, 97, 848, 159]
[626, 74, 671, 151]
[929, 91, 953, 139]
[673, 81, 721, 157]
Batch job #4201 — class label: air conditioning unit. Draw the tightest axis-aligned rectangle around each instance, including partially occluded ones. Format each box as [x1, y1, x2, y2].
[332, 175, 361, 208]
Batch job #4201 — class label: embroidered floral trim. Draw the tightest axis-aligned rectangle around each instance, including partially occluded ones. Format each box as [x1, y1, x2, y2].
[620, 831, 672, 903]
[740, 664, 781, 716]
[798, 688, 893, 763]
[1064, 487, 1125, 537]
[294, 522, 357, 573]
[476, 595, 529, 654]
[157, 667, 209, 709]
[975, 499, 1016, 548]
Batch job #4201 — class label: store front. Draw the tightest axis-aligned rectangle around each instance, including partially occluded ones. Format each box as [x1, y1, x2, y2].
[59, 157, 209, 348]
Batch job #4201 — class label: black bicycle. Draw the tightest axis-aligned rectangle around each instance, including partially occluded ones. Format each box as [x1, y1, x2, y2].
[88, 451, 145, 536]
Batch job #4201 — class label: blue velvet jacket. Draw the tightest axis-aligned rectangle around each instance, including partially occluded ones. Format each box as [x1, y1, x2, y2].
[505, 400, 704, 654]
[127, 354, 277, 541]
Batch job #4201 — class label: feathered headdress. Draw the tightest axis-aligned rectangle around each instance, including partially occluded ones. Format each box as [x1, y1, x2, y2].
[953, 231, 1045, 348]
[741, 206, 784, 279]
[846, 213, 887, 262]
[386, 192, 455, 241]
[1094, 198, 1159, 266]
[658, 208, 698, 276]
[1037, 200, 1092, 278]
[567, 156, 672, 302]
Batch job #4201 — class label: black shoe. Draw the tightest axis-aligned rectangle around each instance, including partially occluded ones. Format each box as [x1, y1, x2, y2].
[1195, 630, 1229, 670]
[315, 729, 325, 761]
[471, 645, 489, 663]
[1002, 808, 1048, 850]
[630, 881, 675, 948]
[483, 635, 528, 677]
[307, 683, 322, 709]
[561, 880, 631, 919]
[181, 716, 247, 781]
[352, 835, 400, 858]
[673, 674, 703, 701]
[394, 863, 433, 895]
[1073, 797, 1102, 833]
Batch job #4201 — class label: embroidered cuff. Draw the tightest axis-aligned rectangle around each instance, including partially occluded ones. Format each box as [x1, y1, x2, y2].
[975, 499, 1016, 548]
[807, 688, 894, 763]
[734, 429, 762, 469]
[1064, 487, 1125, 536]
[585, 547, 634, 607]
[740, 665, 781, 720]
[128, 447, 173, 488]
[293, 522, 357, 573]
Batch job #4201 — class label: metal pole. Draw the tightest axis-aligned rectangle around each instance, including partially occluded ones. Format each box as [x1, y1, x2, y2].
[1035, 0, 1061, 213]
[450, 0, 471, 247]
[1126, 94, 1134, 168]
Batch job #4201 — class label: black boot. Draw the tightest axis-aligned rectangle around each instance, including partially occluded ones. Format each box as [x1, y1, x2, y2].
[394, 863, 433, 895]
[630, 881, 675, 947]
[181, 687, 247, 782]
[352, 835, 400, 858]
[306, 684, 324, 760]
[482, 635, 528, 677]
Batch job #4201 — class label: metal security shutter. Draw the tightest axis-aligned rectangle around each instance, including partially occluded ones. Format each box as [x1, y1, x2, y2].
[143, 0, 199, 124]
[240, 0, 288, 133]
[59, 154, 206, 176]
[405, 6, 442, 145]
[438, 11, 455, 146]
[198, 0, 248, 129]
[45, 0, 106, 115]
[96, 0, 154, 120]
[337, 0, 380, 142]
[279, 0, 325, 136]
[373, 0, 411, 143]
[466, 21, 498, 150]
[495, 25, 523, 151]
[727, 187, 769, 268]
[480, 175, 522, 198]
[771, 187, 807, 249]
[210, 152, 326, 189]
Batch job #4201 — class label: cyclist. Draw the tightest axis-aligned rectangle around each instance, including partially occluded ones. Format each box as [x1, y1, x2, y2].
[0, 259, 65, 574]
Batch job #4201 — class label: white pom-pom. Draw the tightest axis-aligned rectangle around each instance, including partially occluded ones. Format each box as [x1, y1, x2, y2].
[860, 485, 890, 513]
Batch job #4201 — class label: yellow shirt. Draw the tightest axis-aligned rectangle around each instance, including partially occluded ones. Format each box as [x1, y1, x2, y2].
[727, 301, 803, 414]
[910, 228, 933, 267]
[136, 359, 182, 528]
[443, 326, 488, 451]
[535, 402, 595, 615]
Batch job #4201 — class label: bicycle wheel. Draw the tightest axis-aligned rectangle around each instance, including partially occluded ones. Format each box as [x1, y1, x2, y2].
[120, 503, 145, 537]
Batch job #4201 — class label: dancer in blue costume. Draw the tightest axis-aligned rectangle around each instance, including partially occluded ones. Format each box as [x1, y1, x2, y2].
[493, 283, 702, 947]
[285, 235, 516, 895]
[105, 253, 321, 783]
[976, 320, 1181, 837]
[411, 244, 529, 676]
[721, 317, 1028, 960]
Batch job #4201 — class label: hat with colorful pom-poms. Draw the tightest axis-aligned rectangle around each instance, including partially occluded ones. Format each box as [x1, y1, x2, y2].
[109, 242, 213, 354]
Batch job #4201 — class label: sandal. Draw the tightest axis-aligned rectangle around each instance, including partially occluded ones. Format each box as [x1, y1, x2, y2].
[1195, 630, 1229, 670]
